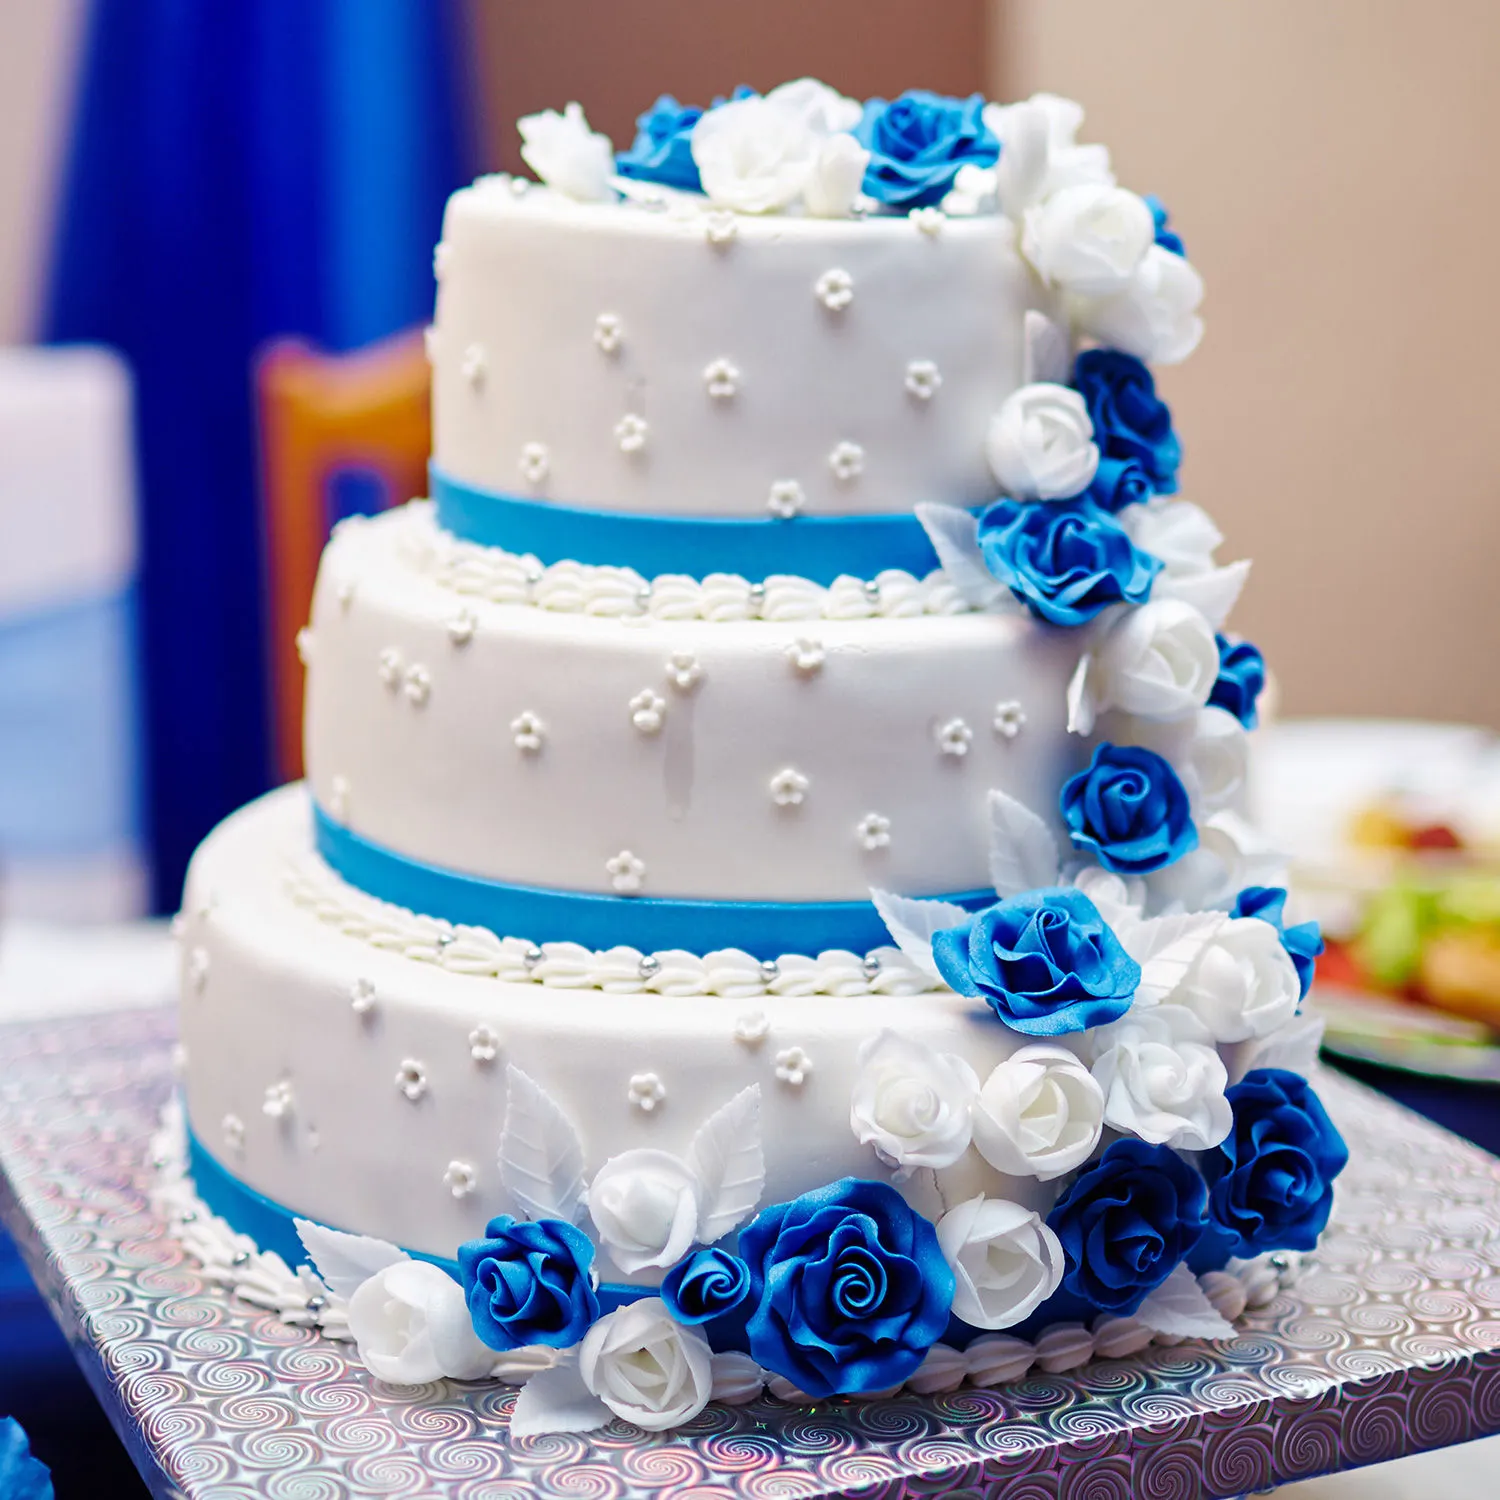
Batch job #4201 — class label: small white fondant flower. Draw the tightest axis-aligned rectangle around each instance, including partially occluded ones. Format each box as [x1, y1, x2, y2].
[460, 344, 487, 388]
[222, 1113, 245, 1152]
[1021, 184, 1155, 297]
[769, 767, 809, 807]
[856, 812, 891, 851]
[1089, 1004, 1231, 1151]
[774, 1045, 813, 1086]
[993, 700, 1027, 740]
[402, 663, 430, 706]
[518, 101, 614, 201]
[593, 312, 623, 354]
[1166, 917, 1301, 1044]
[328, 774, 350, 819]
[606, 850, 646, 894]
[510, 711, 545, 753]
[849, 1029, 979, 1175]
[666, 651, 703, 692]
[187, 946, 210, 993]
[1070, 243, 1205, 366]
[629, 689, 666, 734]
[815, 266, 854, 312]
[985, 383, 1099, 501]
[803, 131, 870, 218]
[447, 608, 476, 646]
[828, 440, 865, 482]
[579, 1298, 713, 1431]
[972, 1043, 1104, 1180]
[444, 1160, 477, 1199]
[767, 479, 804, 519]
[937, 718, 973, 758]
[936, 1196, 1067, 1330]
[468, 1024, 501, 1064]
[396, 1059, 429, 1103]
[347, 1260, 495, 1384]
[1090, 598, 1218, 721]
[614, 413, 648, 454]
[377, 647, 403, 689]
[263, 1080, 294, 1120]
[588, 1149, 700, 1272]
[628, 1072, 667, 1113]
[985, 93, 1113, 214]
[910, 206, 946, 236]
[703, 357, 740, 400]
[704, 211, 738, 247]
[349, 977, 376, 1017]
[519, 442, 550, 484]
[295, 627, 313, 665]
[905, 359, 942, 400]
[786, 637, 825, 674]
[734, 1010, 770, 1046]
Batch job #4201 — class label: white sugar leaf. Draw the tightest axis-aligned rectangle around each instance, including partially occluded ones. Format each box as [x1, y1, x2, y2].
[1135, 1262, 1236, 1340]
[509, 1357, 611, 1437]
[293, 1219, 407, 1301]
[1066, 652, 1096, 736]
[689, 1086, 766, 1244]
[1156, 559, 1251, 630]
[1023, 308, 1071, 385]
[499, 1064, 588, 1225]
[915, 503, 1011, 611]
[1125, 910, 1226, 1006]
[987, 789, 1061, 898]
[870, 887, 971, 982]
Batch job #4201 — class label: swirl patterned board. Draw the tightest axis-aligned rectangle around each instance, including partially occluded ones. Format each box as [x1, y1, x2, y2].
[2, 1007, 1499, 1500]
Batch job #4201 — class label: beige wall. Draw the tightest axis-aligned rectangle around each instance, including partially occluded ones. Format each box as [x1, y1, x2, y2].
[994, 0, 1500, 726]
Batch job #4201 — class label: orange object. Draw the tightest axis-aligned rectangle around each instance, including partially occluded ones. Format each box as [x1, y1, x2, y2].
[256, 330, 431, 782]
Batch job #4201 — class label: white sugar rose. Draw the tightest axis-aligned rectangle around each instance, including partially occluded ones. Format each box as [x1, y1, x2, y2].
[985, 93, 1114, 213]
[1072, 243, 1205, 365]
[1090, 598, 1218, 721]
[347, 1260, 496, 1384]
[588, 1149, 700, 1273]
[804, 131, 872, 218]
[985, 382, 1099, 501]
[1090, 1004, 1231, 1150]
[1169, 916, 1301, 1043]
[1022, 184, 1155, 297]
[850, 1029, 979, 1175]
[936, 1195, 1066, 1330]
[579, 1298, 713, 1431]
[1149, 810, 1285, 912]
[971, 1043, 1104, 1180]
[1126, 706, 1249, 816]
[1225, 1011, 1325, 1085]
[517, 102, 614, 202]
[1119, 499, 1221, 579]
[765, 76, 862, 135]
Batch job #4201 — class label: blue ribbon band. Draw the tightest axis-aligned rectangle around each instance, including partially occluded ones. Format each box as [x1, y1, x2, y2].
[431, 465, 969, 586]
[314, 806, 992, 961]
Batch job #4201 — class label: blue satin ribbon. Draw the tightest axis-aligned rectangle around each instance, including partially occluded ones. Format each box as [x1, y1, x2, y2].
[314, 805, 992, 961]
[431, 465, 971, 585]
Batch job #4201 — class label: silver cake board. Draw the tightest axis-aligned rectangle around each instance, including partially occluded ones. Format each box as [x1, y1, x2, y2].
[2, 1004, 1499, 1500]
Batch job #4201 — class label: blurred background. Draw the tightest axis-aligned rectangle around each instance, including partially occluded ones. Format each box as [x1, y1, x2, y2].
[1, 3, 1498, 1493]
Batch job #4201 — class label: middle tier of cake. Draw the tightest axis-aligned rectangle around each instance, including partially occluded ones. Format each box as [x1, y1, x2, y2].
[302, 503, 1087, 931]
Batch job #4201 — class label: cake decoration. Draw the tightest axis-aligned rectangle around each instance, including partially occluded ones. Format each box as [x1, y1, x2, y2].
[702, 356, 739, 398]
[904, 357, 942, 399]
[1209, 632, 1268, 727]
[508, 710, 544, 751]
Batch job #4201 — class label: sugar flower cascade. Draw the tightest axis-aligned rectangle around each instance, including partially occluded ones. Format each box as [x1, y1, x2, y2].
[197, 76, 1341, 1441]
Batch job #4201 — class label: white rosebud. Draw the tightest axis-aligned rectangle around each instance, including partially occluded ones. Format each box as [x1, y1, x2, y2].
[985, 93, 1114, 214]
[936, 1196, 1067, 1330]
[1089, 1004, 1231, 1151]
[692, 95, 821, 215]
[985, 382, 1099, 501]
[803, 132, 872, 218]
[1167, 916, 1301, 1043]
[517, 102, 615, 203]
[579, 1298, 713, 1431]
[972, 1043, 1104, 1181]
[1071, 244, 1205, 365]
[346, 1261, 496, 1384]
[849, 1030, 979, 1176]
[1118, 498, 1222, 579]
[766, 78, 863, 134]
[1022, 184, 1155, 297]
[587, 1148, 700, 1273]
[1090, 598, 1218, 721]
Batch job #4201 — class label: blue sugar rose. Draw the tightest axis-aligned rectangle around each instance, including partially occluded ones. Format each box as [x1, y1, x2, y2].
[740, 1177, 953, 1397]
[615, 88, 754, 192]
[978, 496, 1162, 627]
[854, 90, 999, 209]
[1208, 634, 1266, 728]
[0, 1418, 53, 1500]
[1201, 1068, 1348, 1257]
[457, 1214, 599, 1350]
[932, 887, 1139, 1036]
[1047, 1137, 1209, 1314]
[1145, 194, 1186, 256]
[1086, 455, 1154, 514]
[1232, 886, 1324, 1001]
[660, 1246, 751, 1325]
[1061, 743, 1198, 876]
[1072, 349, 1182, 495]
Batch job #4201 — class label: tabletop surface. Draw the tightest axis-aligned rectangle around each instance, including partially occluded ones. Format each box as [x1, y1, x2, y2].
[3, 1002, 1500, 1500]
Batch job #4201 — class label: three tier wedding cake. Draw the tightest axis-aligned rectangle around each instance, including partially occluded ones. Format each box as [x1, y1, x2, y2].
[168, 79, 1346, 1436]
